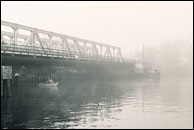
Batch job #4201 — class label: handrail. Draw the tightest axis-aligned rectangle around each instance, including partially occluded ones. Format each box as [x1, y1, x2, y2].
[1, 42, 121, 63]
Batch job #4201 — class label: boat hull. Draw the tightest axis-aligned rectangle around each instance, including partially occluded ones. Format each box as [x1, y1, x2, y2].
[38, 82, 58, 88]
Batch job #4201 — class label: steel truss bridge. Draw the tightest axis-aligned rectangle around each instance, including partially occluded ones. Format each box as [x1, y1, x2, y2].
[1, 21, 133, 64]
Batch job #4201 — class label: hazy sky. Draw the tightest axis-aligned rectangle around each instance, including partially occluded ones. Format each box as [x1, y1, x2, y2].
[1, 1, 193, 57]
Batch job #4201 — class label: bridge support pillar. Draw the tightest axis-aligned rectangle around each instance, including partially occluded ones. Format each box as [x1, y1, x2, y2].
[2, 79, 11, 97]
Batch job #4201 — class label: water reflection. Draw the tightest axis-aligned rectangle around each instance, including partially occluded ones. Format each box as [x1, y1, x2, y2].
[1, 78, 193, 129]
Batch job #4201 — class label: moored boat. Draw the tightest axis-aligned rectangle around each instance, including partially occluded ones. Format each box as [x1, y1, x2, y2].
[38, 79, 58, 88]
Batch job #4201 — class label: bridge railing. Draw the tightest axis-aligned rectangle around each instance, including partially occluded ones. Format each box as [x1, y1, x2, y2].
[1, 42, 121, 63]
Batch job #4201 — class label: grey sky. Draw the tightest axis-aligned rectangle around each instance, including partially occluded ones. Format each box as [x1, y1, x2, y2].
[1, 1, 193, 58]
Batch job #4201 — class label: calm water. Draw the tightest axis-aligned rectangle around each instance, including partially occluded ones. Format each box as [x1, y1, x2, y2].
[1, 78, 193, 129]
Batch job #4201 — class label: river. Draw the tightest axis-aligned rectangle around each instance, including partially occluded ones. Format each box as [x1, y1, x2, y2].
[1, 78, 193, 129]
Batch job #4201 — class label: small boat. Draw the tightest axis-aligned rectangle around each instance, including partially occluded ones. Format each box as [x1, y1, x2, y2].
[38, 79, 58, 88]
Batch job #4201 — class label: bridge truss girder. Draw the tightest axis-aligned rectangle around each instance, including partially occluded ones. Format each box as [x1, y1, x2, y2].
[1, 21, 124, 62]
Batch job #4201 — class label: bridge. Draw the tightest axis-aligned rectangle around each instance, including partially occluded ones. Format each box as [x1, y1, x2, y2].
[1, 21, 160, 98]
[1, 21, 135, 66]
[1, 20, 137, 79]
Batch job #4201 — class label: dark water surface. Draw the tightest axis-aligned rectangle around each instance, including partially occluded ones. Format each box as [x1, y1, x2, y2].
[1, 78, 193, 129]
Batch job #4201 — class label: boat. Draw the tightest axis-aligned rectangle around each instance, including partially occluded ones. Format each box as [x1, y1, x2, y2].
[38, 79, 58, 88]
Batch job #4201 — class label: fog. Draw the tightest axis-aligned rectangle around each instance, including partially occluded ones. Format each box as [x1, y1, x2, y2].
[2, 1, 193, 78]
[1, 1, 193, 57]
[135, 35, 193, 78]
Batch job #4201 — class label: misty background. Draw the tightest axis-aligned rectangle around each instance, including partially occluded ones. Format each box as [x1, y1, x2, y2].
[1, 1, 193, 78]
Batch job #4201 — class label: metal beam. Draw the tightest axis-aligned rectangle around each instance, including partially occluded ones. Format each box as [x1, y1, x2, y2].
[35, 32, 47, 55]
[74, 40, 81, 54]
